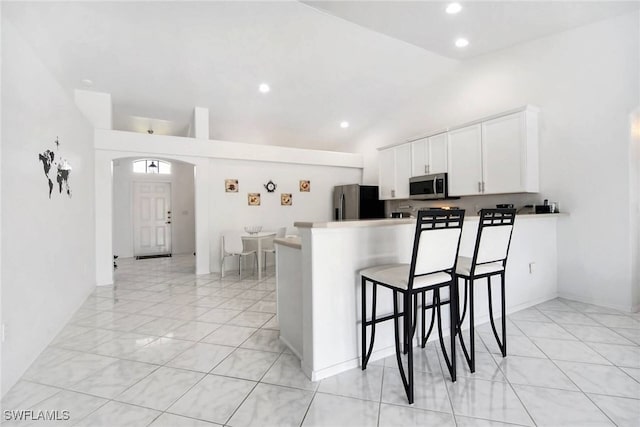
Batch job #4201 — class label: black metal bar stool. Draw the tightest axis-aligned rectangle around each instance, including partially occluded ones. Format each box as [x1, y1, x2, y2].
[456, 208, 516, 372]
[360, 209, 465, 404]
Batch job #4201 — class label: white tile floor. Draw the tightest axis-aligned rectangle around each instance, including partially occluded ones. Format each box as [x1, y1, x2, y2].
[2, 255, 640, 426]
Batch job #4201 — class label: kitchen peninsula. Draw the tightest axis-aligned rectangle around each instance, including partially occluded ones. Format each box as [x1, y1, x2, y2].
[274, 214, 563, 381]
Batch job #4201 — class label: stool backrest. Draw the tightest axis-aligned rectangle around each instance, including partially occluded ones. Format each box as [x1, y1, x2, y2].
[471, 209, 516, 274]
[408, 209, 465, 290]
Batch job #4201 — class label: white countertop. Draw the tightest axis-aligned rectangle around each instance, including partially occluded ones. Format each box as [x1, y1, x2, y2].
[274, 236, 302, 249]
[294, 213, 566, 229]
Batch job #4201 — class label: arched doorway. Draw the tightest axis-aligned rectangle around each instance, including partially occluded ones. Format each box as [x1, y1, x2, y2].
[95, 149, 210, 285]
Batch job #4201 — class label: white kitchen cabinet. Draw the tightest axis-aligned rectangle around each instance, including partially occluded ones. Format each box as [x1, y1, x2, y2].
[394, 143, 412, 198]
[447, 124, 483, 196]
[411, 138, 427, 176]
[378, 143, 411, 200]
[411, 133, 448, 176]
[378, 147, 395, 200]
[482, 111, 539, 194]
[447, 108, 539, 196]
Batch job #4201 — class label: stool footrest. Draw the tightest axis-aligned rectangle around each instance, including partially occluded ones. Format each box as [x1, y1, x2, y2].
[363, 298, 451, 326]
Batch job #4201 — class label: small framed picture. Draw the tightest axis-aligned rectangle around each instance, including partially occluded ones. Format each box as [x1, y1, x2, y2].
[299, 180, 310, 192]
[248, 193, 261, 206]
[281, 193, 292, 206]
[225, 179, 238, 192]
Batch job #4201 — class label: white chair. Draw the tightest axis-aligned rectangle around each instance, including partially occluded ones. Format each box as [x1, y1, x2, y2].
[220, 231, 257, 278]
[262, 227, 287, 270]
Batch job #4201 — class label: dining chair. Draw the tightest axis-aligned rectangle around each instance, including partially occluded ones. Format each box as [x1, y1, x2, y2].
[220, 230, 257, 278]
[262, 227, 287, 270]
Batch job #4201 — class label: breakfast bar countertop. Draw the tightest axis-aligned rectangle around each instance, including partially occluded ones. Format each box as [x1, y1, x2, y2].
[294, 212, 566, 229]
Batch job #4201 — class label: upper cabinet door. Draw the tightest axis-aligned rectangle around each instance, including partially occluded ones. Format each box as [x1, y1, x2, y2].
[482, 112, 524, 194]
[428, 133, 448, 174]
[378, 147, 395, 200]
[447, 124, 483, 196]
[411, 138, 428, 177]
[394, 143, 412, 199]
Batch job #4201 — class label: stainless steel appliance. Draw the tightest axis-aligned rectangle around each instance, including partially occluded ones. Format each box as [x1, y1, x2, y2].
[409, 173, 449, 200]
[333, 185, 385, 220]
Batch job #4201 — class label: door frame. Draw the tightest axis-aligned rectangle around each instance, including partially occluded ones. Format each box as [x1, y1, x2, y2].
[96, 151, 210, 285]
[132, 180, 173, 257]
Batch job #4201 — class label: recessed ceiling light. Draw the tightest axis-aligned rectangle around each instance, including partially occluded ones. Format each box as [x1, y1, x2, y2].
[446, 3, 462, 14]
[259, 83, 270, 93]
[340, 121, 350, 128]
[81, 79, 93, 87]
[455, 38, 469, 48]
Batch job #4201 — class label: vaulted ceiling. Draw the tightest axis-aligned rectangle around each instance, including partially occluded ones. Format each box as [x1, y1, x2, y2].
[3, 1, 637, 150]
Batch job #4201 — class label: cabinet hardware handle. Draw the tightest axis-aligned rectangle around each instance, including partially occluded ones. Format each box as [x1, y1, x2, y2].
[391, 189, 396, 198]
[478, 182, 482, 193]
[482, 181, 485, 193]
[166, 221, 171, 224]
[424, 165, 427, 173]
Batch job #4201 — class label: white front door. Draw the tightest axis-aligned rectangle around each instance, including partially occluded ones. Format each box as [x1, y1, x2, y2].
[133, 182, 172, 256]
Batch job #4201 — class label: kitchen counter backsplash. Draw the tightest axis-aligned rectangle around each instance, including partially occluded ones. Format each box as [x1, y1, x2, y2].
[386, 192, 554, 217]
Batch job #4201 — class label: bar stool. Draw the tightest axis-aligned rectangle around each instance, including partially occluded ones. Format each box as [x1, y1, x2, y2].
[360, 209, 465, 404]
[456, 208, 516, 373]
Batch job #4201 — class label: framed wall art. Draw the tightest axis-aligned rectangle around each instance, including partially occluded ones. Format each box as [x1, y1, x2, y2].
[248, 193, 261, 206]
[281, 193, 292, 206]
[299, 180, 310, 192]
[225, 179, 238, 192]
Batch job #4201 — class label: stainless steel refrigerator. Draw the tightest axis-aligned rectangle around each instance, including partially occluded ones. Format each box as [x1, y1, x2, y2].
[333, 185, 385, 220]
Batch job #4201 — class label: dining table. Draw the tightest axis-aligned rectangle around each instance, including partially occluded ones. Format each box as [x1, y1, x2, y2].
[241, 231, 276, 280]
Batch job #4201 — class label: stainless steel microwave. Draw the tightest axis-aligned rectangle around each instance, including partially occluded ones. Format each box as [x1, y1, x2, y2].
[409, 173, 448, 200]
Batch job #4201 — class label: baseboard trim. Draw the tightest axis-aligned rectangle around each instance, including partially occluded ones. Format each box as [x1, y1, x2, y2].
[279, 335, 302, 361]
[558, 291, 637, 313]
[306, 345, 397, 382]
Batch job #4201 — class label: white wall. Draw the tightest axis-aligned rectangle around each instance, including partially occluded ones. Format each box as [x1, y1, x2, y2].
[631, 108, 640, 310]
[94, 129, 363, 284]
[113, 158, 195, 258]
[210, 158, 361, 272]
[0, 1, 4, 396]
[1, 20, 95, 395]
[74, 90, 113, 130]
[343, 11, 640, 311]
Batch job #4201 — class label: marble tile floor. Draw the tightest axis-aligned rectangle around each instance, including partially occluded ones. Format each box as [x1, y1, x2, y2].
[2, 255, 640, 426]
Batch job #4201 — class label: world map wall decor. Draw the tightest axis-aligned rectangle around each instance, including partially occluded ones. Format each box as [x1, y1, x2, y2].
[38, 136, 72, 198]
